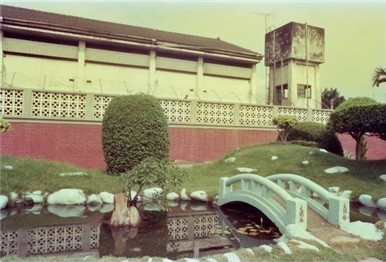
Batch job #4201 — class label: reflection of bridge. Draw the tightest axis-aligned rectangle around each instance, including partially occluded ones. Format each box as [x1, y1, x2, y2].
[218, 173, 350, 233]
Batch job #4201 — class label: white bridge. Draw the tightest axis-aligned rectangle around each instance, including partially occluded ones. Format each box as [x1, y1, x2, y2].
[217, 173, 350, 233]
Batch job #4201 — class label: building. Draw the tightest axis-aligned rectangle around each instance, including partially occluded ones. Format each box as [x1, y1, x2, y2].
[1, 5, 384, 168]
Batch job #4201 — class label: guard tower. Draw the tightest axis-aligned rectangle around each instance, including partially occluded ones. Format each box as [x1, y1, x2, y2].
[265, 22, 325, 109]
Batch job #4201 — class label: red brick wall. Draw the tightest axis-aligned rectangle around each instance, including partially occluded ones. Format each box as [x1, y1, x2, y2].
[1, 121, 385, 170]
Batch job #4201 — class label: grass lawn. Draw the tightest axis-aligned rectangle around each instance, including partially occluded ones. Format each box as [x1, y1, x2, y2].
[1, 143, 385, 201]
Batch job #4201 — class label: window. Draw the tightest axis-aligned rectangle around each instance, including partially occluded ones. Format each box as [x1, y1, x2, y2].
[274, 84, 288, 105]
[297, 84, 311, 98]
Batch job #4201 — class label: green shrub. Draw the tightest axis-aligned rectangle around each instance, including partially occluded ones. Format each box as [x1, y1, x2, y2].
[272, 115, 298, 143]
[102, 94, 170, 175]
[288, 122, 343, 156]
[0, 117, 11, 133]
[288, 140, 318, 148]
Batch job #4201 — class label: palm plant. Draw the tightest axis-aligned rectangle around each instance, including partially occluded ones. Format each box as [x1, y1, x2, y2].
[372, 67, 386, 87]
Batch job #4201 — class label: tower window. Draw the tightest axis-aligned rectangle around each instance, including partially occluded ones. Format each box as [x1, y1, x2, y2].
[297, 84, 311, 98]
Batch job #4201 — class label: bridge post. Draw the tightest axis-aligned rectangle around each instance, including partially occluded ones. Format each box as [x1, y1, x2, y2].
[219, 177, 231, 199]
[328, 197, 350, 226]
[286, 198, 307, 230]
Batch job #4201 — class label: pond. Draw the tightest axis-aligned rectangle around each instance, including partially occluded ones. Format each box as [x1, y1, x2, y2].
[0, 201, 280, 260]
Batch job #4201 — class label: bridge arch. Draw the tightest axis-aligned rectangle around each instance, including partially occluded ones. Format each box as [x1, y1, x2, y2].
[217, 174, 307, 233]
[266, 173, 350, 226]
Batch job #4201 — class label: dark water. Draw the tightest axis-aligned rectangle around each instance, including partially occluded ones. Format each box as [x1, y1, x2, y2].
[0, 202, 279, 260]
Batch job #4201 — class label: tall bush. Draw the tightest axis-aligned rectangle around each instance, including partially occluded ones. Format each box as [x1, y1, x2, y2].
[102, 94, 170, 174]
[272, 115, 298, 143]
[287, 121, 343, 156]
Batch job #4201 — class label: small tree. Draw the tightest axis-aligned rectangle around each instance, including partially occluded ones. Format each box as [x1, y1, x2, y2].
[272, 115, 298, 143]
[102, 94, 170, 174]
[0, 118, 11, 133]
[327, 97, 383, 160]
[321, 88, 346, 109]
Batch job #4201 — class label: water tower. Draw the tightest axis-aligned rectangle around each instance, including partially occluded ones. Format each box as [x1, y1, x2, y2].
[265, 22, 325, 109]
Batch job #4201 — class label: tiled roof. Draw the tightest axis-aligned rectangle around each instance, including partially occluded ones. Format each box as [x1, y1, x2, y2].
[0, 5, 262, 61]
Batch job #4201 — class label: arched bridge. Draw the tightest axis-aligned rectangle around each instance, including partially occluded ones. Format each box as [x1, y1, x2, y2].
[217, 173, 349, 234]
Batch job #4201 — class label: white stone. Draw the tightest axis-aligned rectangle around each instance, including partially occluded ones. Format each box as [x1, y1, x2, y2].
[341, 221, 384, 241]
[0, 195, 8, 209]
[324, 166, 349, 174]
[379, 174, 386, 182]
[244, 248, 254, 255]
[26, 204, 43, 215]
[259, 244, 272, 252]
[319, 148, 328, 153]
[99, 204, 114, 213]
[100, 192, 114, 204]
[88, 203, 102, 212]
[32, 190, 42, 195]
[328, 187, 340, 194]
[167, 201, 179, 207]
[162, 259, 174, 262]
[87, 194, 102, 205]
[223, 252, 241, 262]
[26, 192, 44, 204]
[180, 188, 190, 201]
[166, 192, 179, 201]
[271, 156, 278, 161]
[47, 189, 86, 205]
[277, 241, 292, 254]
[3, 165, 13, 170]
[184, 258, 200, 262]
[237, 167, 257, 173]
[48, 204, 85, 217]
[144, 187, 163, 200]
[359, 194, 377, 208]
[302, 160, 309, 165]
[376, 198, 386, 211]
[285, 224, 329, 247]
[59, 171, 88, 177]
[10, 192, 18, 203]
[224, 157, 236, 163]
[206, 258, 218, 262]
[190, 191, 208, 202]
[190, 203, 208, 211]
[308, 151, 314, 155]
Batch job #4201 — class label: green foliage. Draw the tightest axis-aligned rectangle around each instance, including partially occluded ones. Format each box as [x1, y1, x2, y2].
[0, 117, 11, 133]
[102, 94, 170, 174]
[120, 157, 188, 205]
[288, 140, 318, 148]
[335, 97, 378, 112]
[321, 88, 345, 109]
[287, 122, 343, 156]
[372, 66, 386, 87]
[272, 115, 298, 143]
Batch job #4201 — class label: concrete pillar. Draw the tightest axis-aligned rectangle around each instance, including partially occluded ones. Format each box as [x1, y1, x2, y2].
[314, 65, 321, 109]
[149, 50, 156, 94]
[288, 60, 297, 107]
[0, 30, 4, 87]
[250, 64, 258, 104]
[77, 41, 86, 92]
[196, 57, 203, 100]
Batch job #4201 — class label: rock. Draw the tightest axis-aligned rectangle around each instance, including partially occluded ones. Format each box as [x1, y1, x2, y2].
[359, 194, 377, 208]
[25, 192, 44, 204]
[329, 235, 360, 244]
[168, 201, 179, 207]
[59, 172, 88, 177]
[319, 148, 328, 153]
[144, 187, 163, 200]
[88, 203, 102, 212]
[26, 204, 43, 215]
[3, 165, 13, 170]
[259, 245, 272, 252]
[308, 150, 314, 155]
[99, 204, 114, 213]
[376, 198, 386, 211]
[237, 167, 257, 173]
[190, 191, 208, 202]
[302, 160, 309, 165]
[166, 192, 179, 201]
[181, 188, 190, 201]
[48, 204, 85, 217]
[128, 206, 141, 227]
[328, 187, 339, 194]
[271, 156, 278, 161]
[10, 192, 18, 203]
[374, 220, 385, 230]
[380, 174, 386, 182]
[224, 157, 236, 163]
[341, 221, 384, 241]
[223, 252, 241, 262]
[206, 259, 217, 262]
[87, 194, 102, 205]
[100, 192, 114, 204]
[47, 189, 86, 205]
[0, 195, 9, 209]
[324, 166, 349, 174]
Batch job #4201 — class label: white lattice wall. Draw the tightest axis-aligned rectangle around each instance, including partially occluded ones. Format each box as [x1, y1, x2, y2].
[311, 109, 331, 125]
[239, 105, 274, 127]
[160, 100, 191, 124]
[32, 91, 86, 119]
[168, 217, 189, 241]
[0, 89, 24, 116]
[193, 214, 218, 238]
[0, 231, 19, 256]
[94, 95, 113, 120]
[278, 107, 308, 122]
[196, 102, 234, 125]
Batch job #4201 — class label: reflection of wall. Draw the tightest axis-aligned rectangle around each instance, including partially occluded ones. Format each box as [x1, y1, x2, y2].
[0, 224, 100, 257]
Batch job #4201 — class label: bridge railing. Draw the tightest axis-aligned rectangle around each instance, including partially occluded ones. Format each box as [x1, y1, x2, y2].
[218, 174, 307, 233]
[266, 173, 350, 226]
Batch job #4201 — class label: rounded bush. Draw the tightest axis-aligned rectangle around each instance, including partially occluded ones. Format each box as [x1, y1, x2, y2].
[287, 122, 343, 156]
[102, 94, 170, 175]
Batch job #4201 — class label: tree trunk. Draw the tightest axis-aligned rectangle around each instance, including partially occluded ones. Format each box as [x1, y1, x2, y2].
[355, 137, 362, 160]
[110, 193, 142, 227]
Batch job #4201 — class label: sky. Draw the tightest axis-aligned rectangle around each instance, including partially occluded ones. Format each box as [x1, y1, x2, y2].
[2, 0, 386, 103]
